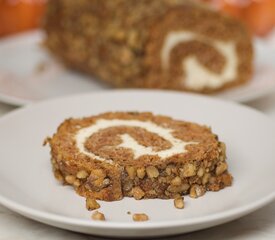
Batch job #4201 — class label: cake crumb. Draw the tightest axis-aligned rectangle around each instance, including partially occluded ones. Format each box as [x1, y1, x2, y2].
[35, 61, 48, 73]
[127, 211, 131, 215]
[133, 213, 149, 222]
[43, 137, 51, 146]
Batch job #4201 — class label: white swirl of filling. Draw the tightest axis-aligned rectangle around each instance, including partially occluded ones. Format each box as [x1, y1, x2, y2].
[75, 119, 197, 164]
[161, 31, 238, 90]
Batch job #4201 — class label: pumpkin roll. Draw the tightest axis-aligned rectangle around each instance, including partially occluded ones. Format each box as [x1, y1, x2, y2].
[44, 0, 253, 93]
[45, 112, 233, 201]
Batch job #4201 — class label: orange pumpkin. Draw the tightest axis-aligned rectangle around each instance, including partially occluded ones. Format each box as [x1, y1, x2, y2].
[202, 0, 275, 36]
[0, 0, 46, 37]
[243, 0, 275, 36]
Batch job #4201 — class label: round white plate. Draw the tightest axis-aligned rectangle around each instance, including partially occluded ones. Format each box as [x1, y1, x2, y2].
[0, 90, 275, 237]
[0, 31, 275, 106]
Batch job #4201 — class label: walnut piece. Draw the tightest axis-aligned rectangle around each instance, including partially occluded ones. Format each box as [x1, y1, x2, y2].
[86, 198, 100, 211]
[174, 197, 185, 209]
[91, 211, 105, 221]
[132, 213, 149, 222]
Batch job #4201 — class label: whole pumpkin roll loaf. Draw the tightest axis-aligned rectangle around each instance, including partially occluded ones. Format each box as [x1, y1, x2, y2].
[45, 112, 232, 201]
[44, 0, 253, 93]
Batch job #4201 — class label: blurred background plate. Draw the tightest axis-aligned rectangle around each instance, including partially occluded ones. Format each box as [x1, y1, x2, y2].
[0, 30, 275, 106]
[0, 31, 110, 106]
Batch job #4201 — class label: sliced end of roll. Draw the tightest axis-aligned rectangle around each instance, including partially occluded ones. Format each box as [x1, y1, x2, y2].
[145, 4, 253, 93]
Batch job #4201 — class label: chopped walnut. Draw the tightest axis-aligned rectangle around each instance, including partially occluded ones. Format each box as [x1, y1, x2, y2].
[165, 164, 177, 175]
[202, 173, 211, 185]
[197, 167, 205, 177]
[76, 170, 89, 179]
[136, 167, 146, 179]
[91, 211, 105, 221]
[126, 166, 136, 179]
[54, 170, 64, 182]
[190, 184, 205, 198]
[132, 186, 145, 200]
[73, 179, 81, 187]
[87, 168, 110, 191]
[146, 166, 159, 178]
[180, 163, 197, 177]
[132, 213, 149, 221]
[171, 176, 182, 186]
[86, 198, 100, 211]
[216, 162, 228, 175]
[65, 175, 76, 184]
[167, 183, 190, 193]
[174, 197, 184, 209]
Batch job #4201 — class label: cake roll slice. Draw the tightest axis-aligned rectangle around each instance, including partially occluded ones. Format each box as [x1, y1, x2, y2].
[44, 0, 253, 93]
[45, 112, 232, 201]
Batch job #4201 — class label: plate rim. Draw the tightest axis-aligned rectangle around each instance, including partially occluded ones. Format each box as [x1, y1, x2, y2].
[0, 89, 275, 231]
[0, 188, 274, 229]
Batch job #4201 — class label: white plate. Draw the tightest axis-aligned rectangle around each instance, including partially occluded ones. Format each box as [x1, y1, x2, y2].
[0, 31, 275, 106]
[0, 31, 110, 106]
[0, 90, 275, 237]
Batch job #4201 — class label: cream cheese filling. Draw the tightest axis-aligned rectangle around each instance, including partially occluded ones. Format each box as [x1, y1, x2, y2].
[75, 119, 197, 163]
[161, 31, 238, 90]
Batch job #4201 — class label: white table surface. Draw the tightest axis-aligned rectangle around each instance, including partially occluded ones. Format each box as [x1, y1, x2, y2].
[0, 94, 275, 239]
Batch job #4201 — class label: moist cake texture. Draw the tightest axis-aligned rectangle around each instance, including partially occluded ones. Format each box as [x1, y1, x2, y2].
[45, 112, 232, 201]
[44, 0, 253, 93]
